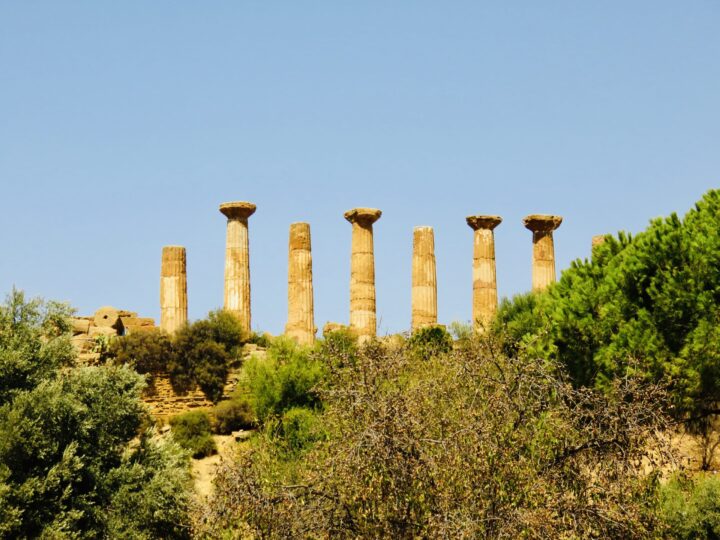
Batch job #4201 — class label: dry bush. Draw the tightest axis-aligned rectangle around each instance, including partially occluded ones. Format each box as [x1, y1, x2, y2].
[194, 335, 673, 539]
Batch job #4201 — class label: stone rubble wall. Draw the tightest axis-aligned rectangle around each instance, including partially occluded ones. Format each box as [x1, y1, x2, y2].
[71, 306, 156, 365]
[143, 345, 265, 421]
[142, 368, 243, 421]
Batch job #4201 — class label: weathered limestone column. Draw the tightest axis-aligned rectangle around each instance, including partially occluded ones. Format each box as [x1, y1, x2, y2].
[466, 215, 502, 330]
[411, 226, 437, 330]
[523, 214, 563, 292]
[344, 208, 382, 342]
[219, 201, 256, 332]
[285, 222, 316, 345]
[160, 246, 188, 334]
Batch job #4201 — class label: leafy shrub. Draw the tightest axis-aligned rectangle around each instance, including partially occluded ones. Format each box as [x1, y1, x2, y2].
[0, 289, 74, 405]
[169, 310, 247, 403]
[660, 474, 720, 539]
[248, 331, 272, 348]
[202, 334, 671, 539]
[276, 407, 324, 455]
[108, 330, 174, 373]
[104, 434, 192, 539]
[407, 324, 453, 360]
[0, 291, 193, 538]
[315, 327, 358, 368]
[448, 321, 473, 341]
[170, 410, 217, 458]
[107, 330, 175, 392]
[104, 310, 247, 403]
[244, 338, 327, 424]
[213, 397, 255, 434]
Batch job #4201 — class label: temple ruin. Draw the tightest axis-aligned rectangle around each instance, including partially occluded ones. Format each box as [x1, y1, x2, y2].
[77, 204, 568, 352]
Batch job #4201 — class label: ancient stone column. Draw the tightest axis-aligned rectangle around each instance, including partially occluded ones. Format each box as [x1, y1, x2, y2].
[160, 246, 188, 334]
[523, 214, 563, 292]
[411, 226, 437, 330]
[285, 222, 316, 345]
[219, 201, 256, 332]
[466, 215, 502, 330]
[344, 208, 382, 342]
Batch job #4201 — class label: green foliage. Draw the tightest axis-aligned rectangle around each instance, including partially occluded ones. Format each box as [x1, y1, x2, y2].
[660, 474, 720, 539]
[169, 310, 246, 403]
[0, 288, 74, 406]
[248, 331, 272, 348]
[104, 434, 192, 540]
[213, 396, 255, 435]
[315, 328, 358, 368]
[170, 410, 217, 458]
[107, 330, 175, 392]
[202, 335, 670, 538]
[407, 324, 453, 360]
[496, 189, 720, 417]
[108, 330, 174, 374]
[0, 366, 192, 538]
[448, 320, 473, 342]
[276, 407, 325, 456]
[0, 290, 193, 538]
[244, 338, 327, 424]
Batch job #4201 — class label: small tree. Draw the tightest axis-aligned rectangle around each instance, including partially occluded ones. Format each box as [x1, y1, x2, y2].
[0, 291, 193, 538]
[170, 310, 247, 402]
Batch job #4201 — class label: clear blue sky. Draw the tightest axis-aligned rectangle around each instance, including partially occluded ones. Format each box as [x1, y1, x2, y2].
[1, 2, 718, 335]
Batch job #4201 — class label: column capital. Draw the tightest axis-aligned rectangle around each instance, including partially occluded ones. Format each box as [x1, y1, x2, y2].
[219, 201, 257, 220]
[344, 207, 382, 226]
[466, 215, 502, 231]
[522, 214, 562, 233]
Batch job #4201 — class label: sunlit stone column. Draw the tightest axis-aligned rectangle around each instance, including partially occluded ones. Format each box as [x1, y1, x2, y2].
[160, 246, 188, 334]
[523, 214, 563, 292]
[344, 208, 382, 342]
[220, 201, 256, 332]
[466, 215, 502, 330]
[285, 222, 316, 345]
[411, 226, 437, 331]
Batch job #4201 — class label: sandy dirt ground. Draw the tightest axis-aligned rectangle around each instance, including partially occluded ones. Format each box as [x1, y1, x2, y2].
[192, 435, 241, 499]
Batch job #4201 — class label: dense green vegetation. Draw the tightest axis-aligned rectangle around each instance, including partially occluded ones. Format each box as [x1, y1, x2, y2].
[496, 189, 720, 421]
[243, 337, 327, 423]
[169, 410, 217, 458]
[197, 334, 672, 538]
[660, 475, 720, 539]
[212, 394, 254, 434]
[108, 309, 248, 403]
[0, 290, 192, 539]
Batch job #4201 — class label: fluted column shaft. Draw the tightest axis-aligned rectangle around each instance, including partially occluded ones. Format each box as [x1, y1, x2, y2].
[411, 226, 437, 330]
[345, 208, 382, 342]
[160, 246, 188, 334]
[467, 216, 502, 330]
[220, 202, 256, 333]
[286, 222, 316, 345]
[523, 214, 562, 292]
[532, 232, 555, 290]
